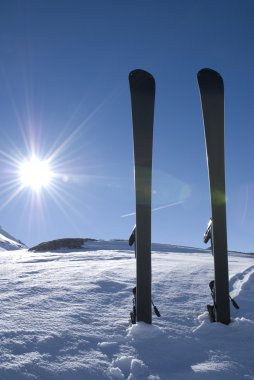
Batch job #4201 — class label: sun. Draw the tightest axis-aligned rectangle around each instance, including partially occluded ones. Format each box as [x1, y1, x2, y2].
[19, 156, 53, 192]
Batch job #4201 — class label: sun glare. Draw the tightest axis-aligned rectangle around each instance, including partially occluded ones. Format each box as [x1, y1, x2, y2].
[19, 156, 53, 192]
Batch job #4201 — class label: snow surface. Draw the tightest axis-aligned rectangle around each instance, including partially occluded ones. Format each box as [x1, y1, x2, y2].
[0, 240, 253, 379]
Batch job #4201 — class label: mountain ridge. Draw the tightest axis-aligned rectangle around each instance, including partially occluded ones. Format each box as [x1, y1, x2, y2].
[0, 226, 27, 251]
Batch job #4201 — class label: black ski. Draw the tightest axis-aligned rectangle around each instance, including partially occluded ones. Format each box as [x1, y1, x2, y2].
[129, 69, 155, 324]
[197, 68, 230, 325]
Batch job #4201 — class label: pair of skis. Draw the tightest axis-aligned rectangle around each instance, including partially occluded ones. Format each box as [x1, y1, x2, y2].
[129, 68, 232, 325]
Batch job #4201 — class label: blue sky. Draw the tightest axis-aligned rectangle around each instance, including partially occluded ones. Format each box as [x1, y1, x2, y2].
[0, 0, 254, 251]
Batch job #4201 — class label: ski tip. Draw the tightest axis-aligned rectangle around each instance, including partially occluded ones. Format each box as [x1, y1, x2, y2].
[129, 69, 155, 82]
[197, 68, 222, 80]
[197, 68, 224, 92]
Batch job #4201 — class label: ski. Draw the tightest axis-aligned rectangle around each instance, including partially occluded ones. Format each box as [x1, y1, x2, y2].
[197, 68, 231, 325]
[129, 69, 155, 324]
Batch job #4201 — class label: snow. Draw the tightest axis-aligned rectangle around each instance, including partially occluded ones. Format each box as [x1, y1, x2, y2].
[0, 240, 253, 379]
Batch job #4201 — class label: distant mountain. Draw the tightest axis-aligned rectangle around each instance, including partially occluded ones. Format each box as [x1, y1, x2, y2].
[28, 238, 211, 254]
[0, 226, 27, 251]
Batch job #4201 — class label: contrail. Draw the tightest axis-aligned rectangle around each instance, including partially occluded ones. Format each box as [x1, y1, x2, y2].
[152, 200, 184, 212]
[121, 200, 184, 218]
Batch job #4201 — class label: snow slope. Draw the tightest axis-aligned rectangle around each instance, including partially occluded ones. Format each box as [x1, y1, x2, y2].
[0, 240, 253, 379]
[0, 226, 27, 251]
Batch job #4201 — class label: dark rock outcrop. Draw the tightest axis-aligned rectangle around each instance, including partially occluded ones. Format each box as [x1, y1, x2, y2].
[28, 238, 88, 252]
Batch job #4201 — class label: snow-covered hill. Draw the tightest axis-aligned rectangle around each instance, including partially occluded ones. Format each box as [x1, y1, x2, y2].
[0, 226, 27, 251]
[0, 240, 253, 379]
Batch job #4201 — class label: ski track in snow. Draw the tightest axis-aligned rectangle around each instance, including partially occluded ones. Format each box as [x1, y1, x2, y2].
[0, 241, 253, 380]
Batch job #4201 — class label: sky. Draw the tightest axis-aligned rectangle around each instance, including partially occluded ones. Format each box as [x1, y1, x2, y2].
[0, 0, 254, 251]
